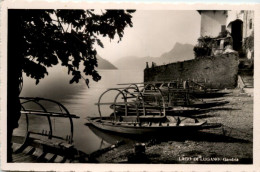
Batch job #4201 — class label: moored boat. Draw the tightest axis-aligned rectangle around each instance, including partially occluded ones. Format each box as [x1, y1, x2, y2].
[109, 104, 205, 116]
[86, 116, 222, 135]
[86, 86, 222, 135]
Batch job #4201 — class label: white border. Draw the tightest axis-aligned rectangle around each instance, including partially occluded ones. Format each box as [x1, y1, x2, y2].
[1, 1, 260, 171]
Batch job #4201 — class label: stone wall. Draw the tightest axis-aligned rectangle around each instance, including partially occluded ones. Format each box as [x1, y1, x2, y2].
[144, 53, 239, 89]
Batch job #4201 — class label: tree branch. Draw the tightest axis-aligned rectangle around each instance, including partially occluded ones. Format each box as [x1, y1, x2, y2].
[66, 23, 71, 32]
[54, 11, 65, 33]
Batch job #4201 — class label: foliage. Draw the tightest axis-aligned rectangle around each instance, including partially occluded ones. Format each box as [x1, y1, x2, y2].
[193, 46, 211, 58]
[193, 36, 214, 58]
[9, 9, 135, 86]
[7, 9, 135, 162]
[243, 32, 254, 51]
[194, 30, 232, 58]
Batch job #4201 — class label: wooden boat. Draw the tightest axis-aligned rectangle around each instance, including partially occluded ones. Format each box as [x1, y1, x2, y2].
[87, 86, 222, 135]
[12, 97, 88, 163]
[117, 82, 228, 109]
[118, 80, 228, 98]
[87, 116, 222, 135]
[104, 84, 227, 115]
[185, 100, 229, 109]
[109, 104, 205, 116]
[190, 91, 228, 98]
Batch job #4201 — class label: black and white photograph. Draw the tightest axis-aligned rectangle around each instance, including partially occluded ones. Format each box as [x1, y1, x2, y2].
[1, 1, 259, 171]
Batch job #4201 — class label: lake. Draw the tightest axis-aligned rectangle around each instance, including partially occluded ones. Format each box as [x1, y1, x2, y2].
[14, 69, 144, 154]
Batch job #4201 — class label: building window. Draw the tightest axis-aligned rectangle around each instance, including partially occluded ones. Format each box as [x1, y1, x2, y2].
[249, 19, 253, 29]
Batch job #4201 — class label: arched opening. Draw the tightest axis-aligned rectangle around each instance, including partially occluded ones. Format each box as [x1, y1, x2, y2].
[231, 19, 243, 52]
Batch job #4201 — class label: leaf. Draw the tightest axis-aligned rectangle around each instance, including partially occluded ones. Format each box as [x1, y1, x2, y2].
[85, 78, 89, 88]
[126, 10, 136, 13]
[10, 9, 134, 86]
[96, 39, 104, 48]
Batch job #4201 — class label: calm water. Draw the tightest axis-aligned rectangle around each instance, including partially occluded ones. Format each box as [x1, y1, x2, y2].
[14, 69, 143, 154]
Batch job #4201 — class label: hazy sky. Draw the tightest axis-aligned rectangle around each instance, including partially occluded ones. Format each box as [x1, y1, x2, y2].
[96, 10, 201, 62]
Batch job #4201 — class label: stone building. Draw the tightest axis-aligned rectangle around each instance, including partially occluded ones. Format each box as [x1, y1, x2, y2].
[198, 10, 254, 59]
[199, 10, 227, 38]
[144, 10, 254, 90]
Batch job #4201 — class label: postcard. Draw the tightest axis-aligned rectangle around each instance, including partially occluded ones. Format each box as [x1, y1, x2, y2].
[1, 0, 259, 171]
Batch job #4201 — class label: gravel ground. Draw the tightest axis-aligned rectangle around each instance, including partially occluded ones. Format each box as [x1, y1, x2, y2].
[96, 89, 253, 164]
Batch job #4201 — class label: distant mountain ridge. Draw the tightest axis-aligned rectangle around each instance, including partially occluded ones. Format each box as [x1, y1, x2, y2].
[114, 42, 195, 70]
[160, 42, 194, 62]
[112, 56, 157, 71]
[97, 55, 117, 69]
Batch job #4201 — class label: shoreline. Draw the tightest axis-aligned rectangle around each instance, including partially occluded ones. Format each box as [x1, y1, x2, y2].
[93, 88, 253, 163]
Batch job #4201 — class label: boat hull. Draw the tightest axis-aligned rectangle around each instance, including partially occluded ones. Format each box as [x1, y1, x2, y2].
[191, 92, 228, 98]
[87, 117, 221, 135]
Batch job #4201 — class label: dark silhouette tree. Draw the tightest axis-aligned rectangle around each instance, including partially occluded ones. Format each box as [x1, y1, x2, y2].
[8, 9, 134, 162]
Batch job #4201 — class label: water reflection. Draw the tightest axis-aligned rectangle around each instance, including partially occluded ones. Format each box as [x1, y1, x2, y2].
[18, 69, 143, 154]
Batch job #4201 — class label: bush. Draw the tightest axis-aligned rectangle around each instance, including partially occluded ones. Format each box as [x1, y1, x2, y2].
[194, 36, 214, 58]
[193, 46, 211, 58]
[194, 31, 233, 59]
[243, 33, 254, 51]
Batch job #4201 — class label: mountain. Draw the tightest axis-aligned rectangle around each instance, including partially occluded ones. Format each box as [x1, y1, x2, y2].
[160, 42, 194, 62]
[96, 55, 117, 69]
[113, 56, 158, 70]
[114, 42, 194, 70]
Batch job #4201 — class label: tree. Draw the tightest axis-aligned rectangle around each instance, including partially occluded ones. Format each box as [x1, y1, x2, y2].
[7, 9, 135, 162]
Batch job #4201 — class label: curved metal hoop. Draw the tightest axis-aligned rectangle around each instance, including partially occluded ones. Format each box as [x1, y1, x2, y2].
[20, 97, 76, 143]
[97, 89, 128, 118]
[141, 83, 166, 117]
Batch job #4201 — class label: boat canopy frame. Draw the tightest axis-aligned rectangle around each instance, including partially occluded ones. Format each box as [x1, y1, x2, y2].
[96, 83, 167, 120]
[19, 97, 79, 145]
